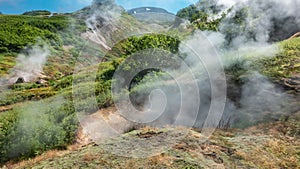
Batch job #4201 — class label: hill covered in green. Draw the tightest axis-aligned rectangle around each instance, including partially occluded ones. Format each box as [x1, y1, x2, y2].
[0, 0, 299, 167]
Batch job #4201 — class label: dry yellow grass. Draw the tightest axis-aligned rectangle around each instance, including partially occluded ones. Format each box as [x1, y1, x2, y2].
[234, 139, 299, 168]
[6, 149, 70, 169]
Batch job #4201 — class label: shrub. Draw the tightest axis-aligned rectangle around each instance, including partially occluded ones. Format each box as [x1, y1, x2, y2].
[0, 96, 77, 164]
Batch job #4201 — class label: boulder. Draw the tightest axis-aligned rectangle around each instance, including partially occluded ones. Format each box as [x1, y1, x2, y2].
[283, 75, 300, 92]
[36, 79, 47, 85]
[15, 77, 25, 84]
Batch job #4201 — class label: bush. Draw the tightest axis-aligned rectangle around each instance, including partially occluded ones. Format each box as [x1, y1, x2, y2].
[176, 0, 225, 31]
[111, 34, 180, 57]
[0, 95, 77, 164]
[0, 15, 69, 53]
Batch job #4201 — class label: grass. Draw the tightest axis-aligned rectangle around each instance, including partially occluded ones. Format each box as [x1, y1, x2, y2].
[0, 83, 57, 106]
[0, 58, 121, 164]
[234, 138, 299, 168]
[0, 15, 67, 53]
[0, 10, 299, 167]
[5, 127, 299, 168]
[0, 14, 86, 78]
[0, 55, 16, 76]
[256, 37, 300, 79]
[0, 94, 78, 164]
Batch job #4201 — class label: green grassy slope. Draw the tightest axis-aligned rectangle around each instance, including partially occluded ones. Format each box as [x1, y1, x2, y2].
[0, 12, 182, 164]
[0, 14, 86, 77]
[0, 15, 67, 53]
[258, 37, 300, 79]
[0, 7, 299, 167]
[1, 35, 299, 165]
[10, 119, 300, 168]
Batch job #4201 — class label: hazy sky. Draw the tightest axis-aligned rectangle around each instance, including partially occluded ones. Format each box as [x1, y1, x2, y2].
[0, 0, 198, 14]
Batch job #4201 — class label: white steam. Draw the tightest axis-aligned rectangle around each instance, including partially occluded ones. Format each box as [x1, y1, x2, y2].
[238, 72, 291, 122]
[10, 45, 49, 83]
[219, 0, 300, 43]
[178, 0, 299, 127]
[77, 0, 300, 141]
[132, 0, 299, 128]
[81, 0, 124, 50]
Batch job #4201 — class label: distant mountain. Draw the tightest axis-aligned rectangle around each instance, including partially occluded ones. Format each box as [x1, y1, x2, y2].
[127, 7, 173, 15]
[127, 7, 176, 28]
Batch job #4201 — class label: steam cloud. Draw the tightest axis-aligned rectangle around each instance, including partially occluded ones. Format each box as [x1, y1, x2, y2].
[125, 0, 299, 128]
[81, 0, 124, 50]
[179, 0, 300, 127]
[217, 0, 300, 43]
[77, 0, 300, 143]
[10, 44, 49, 83]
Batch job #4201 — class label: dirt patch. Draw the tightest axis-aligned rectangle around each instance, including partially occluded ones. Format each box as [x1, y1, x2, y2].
[78, 106, 135, 144]
[0, 103, 23, 113]
[62, 45, 74, 51]
[0, 106, 13, 113]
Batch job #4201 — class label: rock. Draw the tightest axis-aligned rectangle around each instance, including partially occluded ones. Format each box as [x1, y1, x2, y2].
[15, 77, 25, 84]
[287, 32, 300, 40]
[283, 75, 300, 92]
[36, 79, 47, 85]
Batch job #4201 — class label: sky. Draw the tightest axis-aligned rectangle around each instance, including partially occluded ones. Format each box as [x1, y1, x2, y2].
[0, 0, 198, 14]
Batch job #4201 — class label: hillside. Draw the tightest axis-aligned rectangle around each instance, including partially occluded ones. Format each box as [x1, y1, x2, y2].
[6, 113, 300, 168]
[0, 0, 300, 168]
[127, 7, 172, 15]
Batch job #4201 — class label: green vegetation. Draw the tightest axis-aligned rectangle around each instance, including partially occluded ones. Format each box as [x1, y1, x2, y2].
[1, 12, 298, 164]
[0, 55, 15, 76]
[0, 14, 86, 78]
[0, 96, 77, 163]
[176, 0, 225, 31]
[0, 2, 299, 167]
[8, 127, 299, 168]
[0, 30, 185, 164]
[0, 15, 68, 53]
[108, 33, 181, 59]
[0, 59, 119, 163]
[257, 37, 300, 79]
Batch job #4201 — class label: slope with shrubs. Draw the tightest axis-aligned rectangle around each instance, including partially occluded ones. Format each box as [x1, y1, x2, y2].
[257, 37, 300, 80]
[1, 34, 298, 166]
[0, 15, 67, 53]
[176, 0, 225, 31]
[0, 13, 85, 164]
[8, 122, 300, 168]
[0, 13, 86, 77]
[0, 22, 183, 164]
[0, 3, 299, 167]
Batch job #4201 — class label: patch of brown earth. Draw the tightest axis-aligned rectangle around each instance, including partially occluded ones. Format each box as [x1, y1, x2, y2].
[78, 106, 134, 144]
